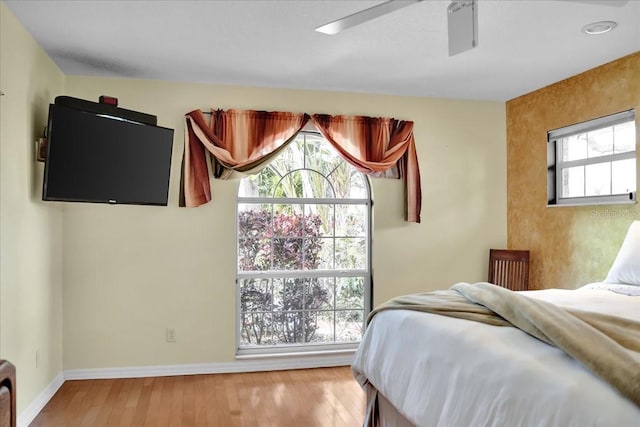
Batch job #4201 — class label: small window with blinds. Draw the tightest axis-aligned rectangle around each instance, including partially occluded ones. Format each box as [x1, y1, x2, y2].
[547, 109, 637, 206]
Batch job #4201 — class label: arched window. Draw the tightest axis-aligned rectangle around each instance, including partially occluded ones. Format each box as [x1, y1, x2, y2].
[237, 131, 371, 354]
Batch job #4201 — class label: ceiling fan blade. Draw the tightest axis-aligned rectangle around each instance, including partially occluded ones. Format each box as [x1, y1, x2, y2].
[315, 0, 423, 35]
[562, 0, 629, 6]
[448, 0, 477, 56]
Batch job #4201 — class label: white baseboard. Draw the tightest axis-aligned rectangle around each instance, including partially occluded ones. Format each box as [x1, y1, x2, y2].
[64, 353, 353, 380]
[17, 371, 64, 427]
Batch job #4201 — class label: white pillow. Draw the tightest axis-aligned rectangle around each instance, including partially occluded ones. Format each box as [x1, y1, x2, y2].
[604, 220, 640, 286]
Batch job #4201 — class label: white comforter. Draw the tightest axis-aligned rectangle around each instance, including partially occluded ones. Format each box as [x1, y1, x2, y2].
[352, 284, 640, 427]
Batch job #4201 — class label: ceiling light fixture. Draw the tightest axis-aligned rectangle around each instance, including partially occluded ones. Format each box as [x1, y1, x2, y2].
[582, 21, 618, 35]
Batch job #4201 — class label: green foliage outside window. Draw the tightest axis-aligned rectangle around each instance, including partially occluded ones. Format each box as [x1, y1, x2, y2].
[239, 209, 329, 344]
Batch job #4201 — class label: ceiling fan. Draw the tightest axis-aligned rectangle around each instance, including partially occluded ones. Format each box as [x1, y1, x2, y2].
[315, 0, 629, 57]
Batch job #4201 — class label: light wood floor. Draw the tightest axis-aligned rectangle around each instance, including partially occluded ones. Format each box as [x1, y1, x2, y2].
[30, 366, 365, 427]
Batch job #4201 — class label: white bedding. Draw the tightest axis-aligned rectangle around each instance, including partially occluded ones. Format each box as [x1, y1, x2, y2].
[352, 285, 640, 427]
[580, 282, 640, 296]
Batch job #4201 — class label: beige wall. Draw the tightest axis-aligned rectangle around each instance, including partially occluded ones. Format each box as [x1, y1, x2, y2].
[62, 76, 507, 369]
[0, 0, 506, 383]
[0, 1, 65, 415]
[507, 52, 640, 289]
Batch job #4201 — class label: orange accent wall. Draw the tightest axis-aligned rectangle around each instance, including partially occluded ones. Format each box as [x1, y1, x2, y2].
[507, 52, 640, 289]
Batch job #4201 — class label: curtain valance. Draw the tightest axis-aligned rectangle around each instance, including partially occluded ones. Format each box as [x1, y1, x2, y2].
[310, 114, 421, 223]
[180, 109, 309, 207]
[180, 109, 422, 223]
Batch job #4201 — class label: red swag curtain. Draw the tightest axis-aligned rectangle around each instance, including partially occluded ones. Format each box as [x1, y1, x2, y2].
[181, 109, 421, 223]
[180, 109, 309, 207]
[310, 114, 422, 223]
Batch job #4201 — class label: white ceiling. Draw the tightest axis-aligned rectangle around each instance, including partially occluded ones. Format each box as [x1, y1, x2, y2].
[5, 0, 640, 101]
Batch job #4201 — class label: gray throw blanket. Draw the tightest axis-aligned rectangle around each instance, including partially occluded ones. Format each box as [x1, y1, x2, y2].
[369, 282, 640, 407]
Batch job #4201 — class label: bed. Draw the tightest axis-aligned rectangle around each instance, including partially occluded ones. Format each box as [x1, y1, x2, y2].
[352, 222, 640, 427]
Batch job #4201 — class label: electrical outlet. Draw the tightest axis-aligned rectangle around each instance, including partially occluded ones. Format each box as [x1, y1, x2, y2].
[166, 328, 176, 343]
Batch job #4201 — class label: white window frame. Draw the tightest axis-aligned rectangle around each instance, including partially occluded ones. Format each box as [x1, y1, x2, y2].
[235, 131, 372, 356]
[547, 109, 637, 207]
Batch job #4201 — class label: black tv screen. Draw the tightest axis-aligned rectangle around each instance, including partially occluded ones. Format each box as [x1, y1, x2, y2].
[43, 102, 174, 206]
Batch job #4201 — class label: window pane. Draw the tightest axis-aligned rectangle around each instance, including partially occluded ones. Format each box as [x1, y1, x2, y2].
[308, 278, 334, 311]
[273, 238, 302, 270]
[328, 162, 355, 199]
[241, 312, 277, 346]
[305, 204, 334, 237]
[240, 278, 273, 312]
[561, 134, 587, 162]
[305, 237, 332, 270]
[586, 127, 613, 159]
[240, 278, 273, 344]
[238, 238, 271, 271]
[336, 310, 364, 342]
[305, 279, 332, 312]
[274, 172, 303, 198]
[274, 170, 334, 198]
[585, 162, 611, 196]
[238, 168, 279, 198]
[273, 277, 335, 310]
[311, 311, 335, 343]
[336, 277, 365, 309]
[272, 278, 284, 310]
[302, 237, 324, 269]
[270, 140, 305, 175]
[302, 170, 333, 198]
[273, 204, 303, 237]
[276, 278, 305, 311]
[273, 309, 324, 344]
[349, 172, 369, 199]
[304, 136, 343, 176]
[336, 205, 367, 237]
[614, 121, 636, 154]
[302, 311, 322, 343]
[238, 204, 272, 238]
[336, 238, 367, 269]
[277, 312, 307, 343]
[561, 166, 584, 198]
[612, 158, 637, 194]
[270, 278, 337, 344]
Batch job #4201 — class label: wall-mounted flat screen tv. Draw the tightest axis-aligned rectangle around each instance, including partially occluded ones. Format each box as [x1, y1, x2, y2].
[42, 97, 174, 206]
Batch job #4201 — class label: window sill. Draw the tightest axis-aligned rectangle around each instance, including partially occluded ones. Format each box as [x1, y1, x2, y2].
[547, 199, 637, 208]
[236, 347, 357, 360]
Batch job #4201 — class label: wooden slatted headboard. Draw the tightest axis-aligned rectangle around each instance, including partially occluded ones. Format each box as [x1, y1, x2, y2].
[488, 249, 530, 291]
